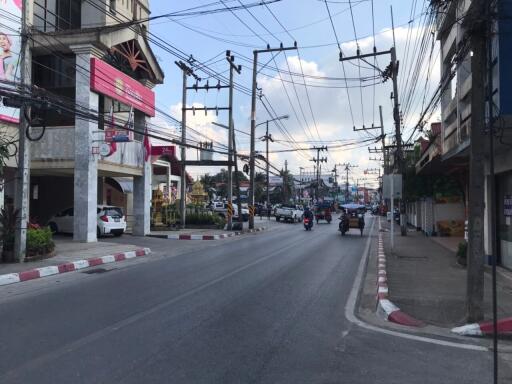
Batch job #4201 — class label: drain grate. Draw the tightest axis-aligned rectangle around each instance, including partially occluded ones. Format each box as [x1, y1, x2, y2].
[82, 268, 111, 274]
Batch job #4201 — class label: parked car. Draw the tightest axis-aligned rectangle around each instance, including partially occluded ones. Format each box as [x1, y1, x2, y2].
[47, 205, 126, 237]
[209, 201, 249, 221]
[275, 204, 304, 223]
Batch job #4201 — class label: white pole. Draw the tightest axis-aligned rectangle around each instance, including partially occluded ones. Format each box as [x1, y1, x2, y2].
[391, 175, 394, 250]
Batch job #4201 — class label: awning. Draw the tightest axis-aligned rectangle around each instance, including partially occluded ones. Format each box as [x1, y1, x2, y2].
[111, 177, 133, 193]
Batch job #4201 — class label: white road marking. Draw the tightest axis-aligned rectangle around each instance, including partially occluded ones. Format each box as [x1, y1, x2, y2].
[344, 217, 488, 351]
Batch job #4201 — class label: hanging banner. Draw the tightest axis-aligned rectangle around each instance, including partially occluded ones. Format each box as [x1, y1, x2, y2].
[150, 145, 175, 157]
[90, 57, 155, 117]
[0, 0, 21, 124]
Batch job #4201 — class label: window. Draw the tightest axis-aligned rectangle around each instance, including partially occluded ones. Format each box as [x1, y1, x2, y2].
[110, 0, 116, 14]
[32, 54, 76, 126]
[34, 0, 81, 32]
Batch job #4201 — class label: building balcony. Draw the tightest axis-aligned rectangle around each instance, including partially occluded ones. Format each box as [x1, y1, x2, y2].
[29, 126, 145, 176]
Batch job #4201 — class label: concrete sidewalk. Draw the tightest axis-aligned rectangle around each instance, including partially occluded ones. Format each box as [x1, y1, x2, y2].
[381, 219, 512, 328]
[0, 235, 143, 276]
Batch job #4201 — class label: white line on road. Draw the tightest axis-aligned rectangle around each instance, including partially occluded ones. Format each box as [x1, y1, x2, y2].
[344, 217, 488, 351]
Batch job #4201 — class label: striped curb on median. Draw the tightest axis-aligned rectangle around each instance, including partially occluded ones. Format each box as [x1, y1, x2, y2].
[376, 219, 424, 327]
[0, 248, 151, 287]
[452, 317, 512, 336]
[148, 227, 266, 240]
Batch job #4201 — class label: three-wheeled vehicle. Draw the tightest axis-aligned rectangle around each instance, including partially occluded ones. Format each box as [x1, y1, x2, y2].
[338, 203, 365, 236]
[314, 202, 332, 224]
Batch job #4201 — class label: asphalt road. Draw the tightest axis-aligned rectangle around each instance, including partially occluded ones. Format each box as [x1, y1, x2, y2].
[0, 217, 492, 383]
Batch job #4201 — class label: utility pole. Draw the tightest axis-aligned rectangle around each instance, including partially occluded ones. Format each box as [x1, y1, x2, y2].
[339, 10, 405, 234]
[226, 51, 242, 230]
[466, 0, 487, 325]
[299, 166, 304, 203]
[282, 160, 288, 203]
[249, 43, 297, 229]
[485, 2, 499, 382]
[340, 163, 358, 203]
[262, 121, 273, 211]
[311, 146, 327, 201]
[14, 0, 31, 262]
[175, 61, 199, 229]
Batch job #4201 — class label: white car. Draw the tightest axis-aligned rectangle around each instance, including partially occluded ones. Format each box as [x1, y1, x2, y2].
[209, 201, 249, 221]
[275, 204, 304, 223]
[47, 205, 126, 237]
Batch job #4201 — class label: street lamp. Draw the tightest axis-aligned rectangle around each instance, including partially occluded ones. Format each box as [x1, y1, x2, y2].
[257, 115, 289, 217]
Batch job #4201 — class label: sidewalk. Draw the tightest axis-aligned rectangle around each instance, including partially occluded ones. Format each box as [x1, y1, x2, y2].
[0, 236, 148, 285]
[380, 219, 512, 328]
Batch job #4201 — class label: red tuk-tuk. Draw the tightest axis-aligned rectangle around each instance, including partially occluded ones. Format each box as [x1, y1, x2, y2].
[314, 202, 332, 223]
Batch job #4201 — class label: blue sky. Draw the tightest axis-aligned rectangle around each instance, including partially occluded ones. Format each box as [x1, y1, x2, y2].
[148, 0, 439, 185]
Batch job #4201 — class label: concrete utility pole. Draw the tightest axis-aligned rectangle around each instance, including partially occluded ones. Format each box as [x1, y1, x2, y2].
[390, 45, 405, 236]
[282, 159, 288, 203]
[249, 44, 297, 229]
[311, 146, 327, 201]
[299, 166, 304, 202]
[226, 52, 242, 230]
[175, 61, 194, 229]
[14, 0, 31, 262]
[266, 121, 271, 209]
[485, 2, 499, 382]
[466, 0, 487, 324]
[258, 115, 287, 212]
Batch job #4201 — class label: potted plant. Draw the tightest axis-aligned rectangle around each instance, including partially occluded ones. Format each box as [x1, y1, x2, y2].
[0, 205, 19, 262]
[457, 240, 467, 266]
[26, 227, 55, 260]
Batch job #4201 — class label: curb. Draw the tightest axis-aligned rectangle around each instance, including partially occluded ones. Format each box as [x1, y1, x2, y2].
[452, 317, 512, 336]
[376, 219, 424, 327]
[0, 248, 151, 287]
[148, 227, 266, 240]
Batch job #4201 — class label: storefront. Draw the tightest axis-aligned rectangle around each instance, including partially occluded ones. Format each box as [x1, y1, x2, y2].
[497, 171, 512, 269]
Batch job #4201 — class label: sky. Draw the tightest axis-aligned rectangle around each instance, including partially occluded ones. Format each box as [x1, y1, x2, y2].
[147, 0, 440, 187]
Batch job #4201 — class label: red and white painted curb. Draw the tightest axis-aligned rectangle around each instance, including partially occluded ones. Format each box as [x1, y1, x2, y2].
[376, 219, 424, 327]
[149, 227, 266, 240]
[0, 248, 151, 287]
[452, 317, 512, 336]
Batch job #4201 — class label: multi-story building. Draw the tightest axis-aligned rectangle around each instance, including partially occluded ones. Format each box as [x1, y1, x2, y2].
[428, 0, 512, 268]
[0, 0, 174, 242]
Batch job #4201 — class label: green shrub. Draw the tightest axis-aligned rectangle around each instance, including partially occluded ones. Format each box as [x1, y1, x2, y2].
[457, 241, 467, 266]
[27, 227, 55, 255]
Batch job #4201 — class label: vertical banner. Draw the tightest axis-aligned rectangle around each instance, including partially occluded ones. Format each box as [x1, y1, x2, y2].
[0, 0, 21, 123]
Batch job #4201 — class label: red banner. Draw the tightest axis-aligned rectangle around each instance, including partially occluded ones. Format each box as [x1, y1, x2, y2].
[90, 58, 155, 117]
[151, 145, 175, 157]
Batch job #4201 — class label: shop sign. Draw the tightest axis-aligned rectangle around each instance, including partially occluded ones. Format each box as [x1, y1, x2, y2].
[151, 145, 175, 157]
[504, 195, 512, 216]
[0, 0, 22, 123]
[90, 57, 155, 116]
[105, 129, 132, 143]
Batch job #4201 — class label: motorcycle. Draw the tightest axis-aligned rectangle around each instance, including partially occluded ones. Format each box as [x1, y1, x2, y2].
[338, 215, 349, 236]
[303, 217, 313, 231]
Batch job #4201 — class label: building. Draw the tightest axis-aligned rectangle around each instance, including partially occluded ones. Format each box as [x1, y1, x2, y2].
[427, 0, 512, 268]
[1, 0, 167, 242]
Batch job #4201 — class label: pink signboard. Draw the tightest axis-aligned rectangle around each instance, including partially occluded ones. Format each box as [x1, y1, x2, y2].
[90, 57, 155, 117]
[0, 0, 21, 124]
[151, 145, 175, 157]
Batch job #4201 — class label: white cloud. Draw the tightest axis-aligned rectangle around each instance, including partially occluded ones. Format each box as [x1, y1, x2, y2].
[253, 24, 440, 177]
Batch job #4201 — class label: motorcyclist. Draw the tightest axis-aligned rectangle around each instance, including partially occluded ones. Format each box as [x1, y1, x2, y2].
[338, 207, 348, 232]
[303, 206, 314, 228]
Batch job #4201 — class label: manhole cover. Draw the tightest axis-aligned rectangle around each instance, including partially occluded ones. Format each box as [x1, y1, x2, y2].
[82, 268, 110, 274]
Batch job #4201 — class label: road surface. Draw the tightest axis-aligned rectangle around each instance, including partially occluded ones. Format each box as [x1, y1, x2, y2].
[0, 217, 492, 383]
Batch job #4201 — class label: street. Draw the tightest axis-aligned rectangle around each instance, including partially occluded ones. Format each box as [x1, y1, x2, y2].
[0, 217, 492, 383]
